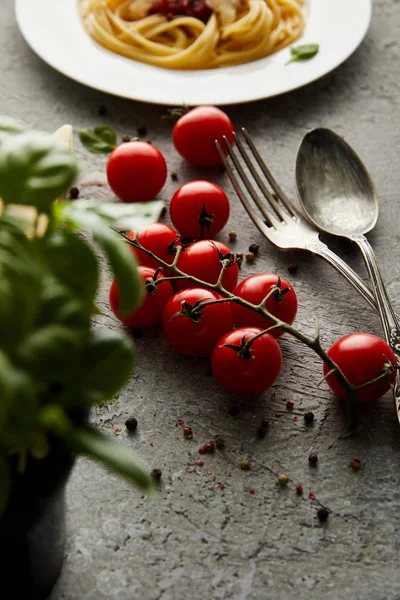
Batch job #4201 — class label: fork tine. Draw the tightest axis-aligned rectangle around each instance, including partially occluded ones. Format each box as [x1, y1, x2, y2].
[241, 128, 297, 218]
[219, 137, 280, 229]
[216, 141, 277, 239]
[233, 131, 290, 223]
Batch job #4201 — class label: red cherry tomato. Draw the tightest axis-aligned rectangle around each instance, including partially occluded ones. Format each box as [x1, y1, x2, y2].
[106, 141, 167, 202]
[109, 266, 173, 328]
[176, 240, 239, 292]
[127, 223, 181, 275]
[173, 106, 234, 166]
[211, 327, 282, 396]
[231, 274, 298, 338]
[323, 333, 397, 402]
[162, 288, 233, 357]
[170, 180, 230, 240]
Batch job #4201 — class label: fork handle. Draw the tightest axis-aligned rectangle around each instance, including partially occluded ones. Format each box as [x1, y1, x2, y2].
[309, 240, 400, 319]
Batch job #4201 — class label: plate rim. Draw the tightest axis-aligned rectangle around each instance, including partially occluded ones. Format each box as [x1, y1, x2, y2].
[15, 0, 373, 106]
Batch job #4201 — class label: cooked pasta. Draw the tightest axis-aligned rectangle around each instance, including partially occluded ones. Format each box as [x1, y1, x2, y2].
[81, 0, 305, 70]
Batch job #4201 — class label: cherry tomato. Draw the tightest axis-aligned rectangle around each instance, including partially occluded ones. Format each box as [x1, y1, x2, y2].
[211, 327, 282, 396]
[109, 266, 173, 328]
[173, 106, 234, 166]
[323, 333, 397, 402]
[106, 141, 167, 202]
[176, 240, 239, 292]
[170, 180, 230, 240]
[127, 223, 181, 275]
[231, 274, 297, 338]
[162, 288, 233, 357]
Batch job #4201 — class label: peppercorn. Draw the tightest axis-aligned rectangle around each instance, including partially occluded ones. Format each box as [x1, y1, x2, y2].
[308, 453, 318, 466]
[69, 186, 80, 200]
[256, 426, 266, 439]
[248, 243, 260, 255]
[147, 140, 153, 145]
[205, 442, 215, 452]
[215, 437, 225, 449]
[151, 468, 162, 481]
[228, 231, 237, 242]
[236, 252, 243, 267]
[240, 459, 250, 471]
[287, 262, 298, 274]
[278, 474, 289, 485]
[286, 400, 295, 410]
[317, 508, 329, 522]
[246, 251, 256, 262]
[137, 125, 147, 137]
[296, 484, 303, 495]
[183, 426, 193, 439]
[98, 105, 107, 116]
[304, 412, 315, 425]
[171, 172, 179, 181]
[260, 418, 270, 429]
[350, 457, 361, 470]
[122, 134, 131, 143]
[125, 417, 138, 432]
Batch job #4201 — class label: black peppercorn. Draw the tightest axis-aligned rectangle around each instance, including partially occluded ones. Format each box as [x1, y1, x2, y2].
[248, 243, 260, 255]
[98, 105, 108, 116]
[151, 469, 162, 481]
[304, 412, 315, 425]
[125, 417, 138, 432]
[317, 508, 329, 522]
[256, 426, 266, 439]
[69, 187, 80, 200]
[137, 125, 147, 137]
[215, 437, 225, 449]
[288, 262, 298, 274]
[308, 453, 318, 466]
[171, 172, 179, 181]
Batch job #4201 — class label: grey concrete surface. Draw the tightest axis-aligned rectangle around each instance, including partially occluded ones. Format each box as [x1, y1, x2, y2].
[2, 1, 400, 598]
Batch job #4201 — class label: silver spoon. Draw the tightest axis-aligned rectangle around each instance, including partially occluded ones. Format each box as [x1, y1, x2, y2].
[296, 127, 400, 424]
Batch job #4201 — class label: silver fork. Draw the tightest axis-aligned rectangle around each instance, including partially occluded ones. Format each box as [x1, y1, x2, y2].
[216, 128, 389, 316]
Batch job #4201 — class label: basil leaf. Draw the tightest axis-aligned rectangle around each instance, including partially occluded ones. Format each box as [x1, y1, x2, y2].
[61, 208, 143, 315]
[79, 126, 117, 153]
[0, 454, 10, 514]
[45, 230, 99, 308]
[0, 116, 26, 144]
[0, 131, 78, 212]
[17, 324, 84, 383]
[3, 370, 39, 442]
[80, 329, 135, 402]
[64, 199, 165, 232]
[287, 43, 319, 64]
[66, 428, 155, 494]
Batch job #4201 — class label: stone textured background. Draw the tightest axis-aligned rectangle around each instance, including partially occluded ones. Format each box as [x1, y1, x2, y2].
[2, 1, 400, 598]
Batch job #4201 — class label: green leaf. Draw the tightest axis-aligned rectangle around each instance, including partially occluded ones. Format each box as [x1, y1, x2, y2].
[60, 199, 165, 232]
[2, 370, 39, 442]
[67, 427, 155, 494]
[60, 208, 143, 315]
[17, 324, 83, 383]
[0, 350, 14, 430]
[0, 130, 78, 212]
[0, 454, 10, 514]
[0, 116, 26, 143]
[39, 279, 90, 329]
[81, 329, 135, 402]
[44, 230, 99, 307]
[79, 126, 117, 154]
[287, 43, 319, 64]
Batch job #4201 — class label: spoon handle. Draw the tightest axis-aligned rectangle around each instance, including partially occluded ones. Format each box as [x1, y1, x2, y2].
[312, 242, 383, 312]
[353, 234, 400, 424]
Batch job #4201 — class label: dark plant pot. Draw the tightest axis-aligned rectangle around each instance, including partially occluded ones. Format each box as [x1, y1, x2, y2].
[0, 434, 76, 599]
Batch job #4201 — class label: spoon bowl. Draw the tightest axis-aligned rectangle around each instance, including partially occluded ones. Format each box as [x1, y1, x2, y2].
[296, 128, 378, 238]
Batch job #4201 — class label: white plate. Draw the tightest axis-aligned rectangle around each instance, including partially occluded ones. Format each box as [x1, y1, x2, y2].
[15, 0, 372, 106]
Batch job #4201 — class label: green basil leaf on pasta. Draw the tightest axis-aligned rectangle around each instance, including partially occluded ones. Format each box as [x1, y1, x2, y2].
[287, 43, 319, 64]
